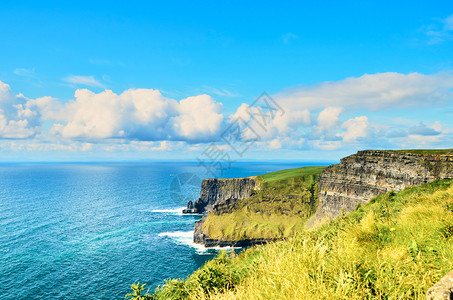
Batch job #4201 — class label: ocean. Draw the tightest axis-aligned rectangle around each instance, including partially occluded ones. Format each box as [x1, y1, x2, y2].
[0, 162, 327, 299]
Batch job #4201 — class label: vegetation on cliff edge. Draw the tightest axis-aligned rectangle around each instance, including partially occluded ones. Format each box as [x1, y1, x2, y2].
[142, 178, 453, 299]
[389, 149, 453, 155]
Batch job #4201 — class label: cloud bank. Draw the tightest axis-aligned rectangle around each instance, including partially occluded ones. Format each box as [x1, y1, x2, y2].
[48, 89, 224, 142]
[0, 71, 452, 155]
[229, 72, 453, 150]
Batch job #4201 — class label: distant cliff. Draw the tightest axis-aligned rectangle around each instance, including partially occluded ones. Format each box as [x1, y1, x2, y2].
[183, 177, 257, 214]
[306, 150, 453, 228]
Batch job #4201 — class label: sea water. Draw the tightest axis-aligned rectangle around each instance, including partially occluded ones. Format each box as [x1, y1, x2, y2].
[0, 162, 326, 299]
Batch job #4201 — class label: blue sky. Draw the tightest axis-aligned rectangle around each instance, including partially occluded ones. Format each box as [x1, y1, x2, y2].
[0, 0, 453, 162]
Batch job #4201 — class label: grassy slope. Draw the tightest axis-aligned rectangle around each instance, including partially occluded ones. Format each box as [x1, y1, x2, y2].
[152, 179, 453, 299]
[202, 166, 325, 241]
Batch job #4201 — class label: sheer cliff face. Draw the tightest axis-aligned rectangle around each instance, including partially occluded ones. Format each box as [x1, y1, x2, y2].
[307, 150, 453, 228]
[193, 177, 256, 213]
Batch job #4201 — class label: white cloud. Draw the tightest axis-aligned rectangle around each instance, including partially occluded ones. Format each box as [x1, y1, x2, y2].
[63, 75, 104, 88]
[0, 81, 225, 143]
[1, 141, 94, 152]
[274, 72, 453, 111]
[199, 86, 239, 97]
[14, 68, 35, 77]
[103, 141, 171, 152]
[171, 94, 223, 141]
[431, 120, 450, 134]
[311, 140, 342, 150]
[268, 138, 282, 149]
[341, 116, 369, 142]
[30, 96, 65, 121]
[423, 14, 453, 44]
[229, 103, 252, 123]
[49, 89, 223, 142]
[2, 69, 453, 155]
[408, 122, 440, 136]
[130, 140, 171, 152]
[229, 72, 453, 151]
[0, 81, 41, 138]
[387, 120, 451, 148]
[315, 107, 343, 133]
[271, 108, 310, 136]
[444, 14, 453, 31]
[80, 143, 93, 152]
[229, 101, 309, 141]
[51, 89, 126, 139]
[399, 134, 447, 148]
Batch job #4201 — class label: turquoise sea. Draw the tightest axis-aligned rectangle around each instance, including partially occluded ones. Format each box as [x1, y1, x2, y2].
[0, 162, 328, 299]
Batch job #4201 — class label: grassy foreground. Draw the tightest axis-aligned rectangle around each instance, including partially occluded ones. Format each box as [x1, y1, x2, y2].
[202, 166, 325, 241]
[136, 178, 453, 299]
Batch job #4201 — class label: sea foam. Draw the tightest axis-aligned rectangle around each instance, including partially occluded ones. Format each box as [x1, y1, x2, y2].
[158, 231, 241, 254]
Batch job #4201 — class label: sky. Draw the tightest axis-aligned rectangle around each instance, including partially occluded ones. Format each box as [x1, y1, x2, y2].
[0, 0, 453, 162]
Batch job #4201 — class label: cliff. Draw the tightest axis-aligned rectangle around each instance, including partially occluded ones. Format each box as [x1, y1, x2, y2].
[192, 167, 325, 247]
[183, 177, 257, 214]
[306, 150, 453, 228]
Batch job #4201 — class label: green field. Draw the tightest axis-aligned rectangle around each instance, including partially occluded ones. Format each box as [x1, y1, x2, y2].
[146, 178, 453, 299]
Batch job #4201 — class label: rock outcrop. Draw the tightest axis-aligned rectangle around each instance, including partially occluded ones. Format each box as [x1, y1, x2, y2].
[426, 270, 453, 299]
[183, 177, 256, 214]
[306, 150, 453, 228]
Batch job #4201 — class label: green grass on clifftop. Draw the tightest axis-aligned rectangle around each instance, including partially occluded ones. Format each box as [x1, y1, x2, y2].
[257, 166, 326, 186]
[149, 179, 453, 299]
[389, 149, 453, 155]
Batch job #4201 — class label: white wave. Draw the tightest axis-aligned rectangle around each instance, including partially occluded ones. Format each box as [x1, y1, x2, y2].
[142, 207, 206, 216]
[140, 207, 185, 214]
[175, 212, 205, 216]
[158, 230, 193, 239]
[158, 231, 242, 254]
